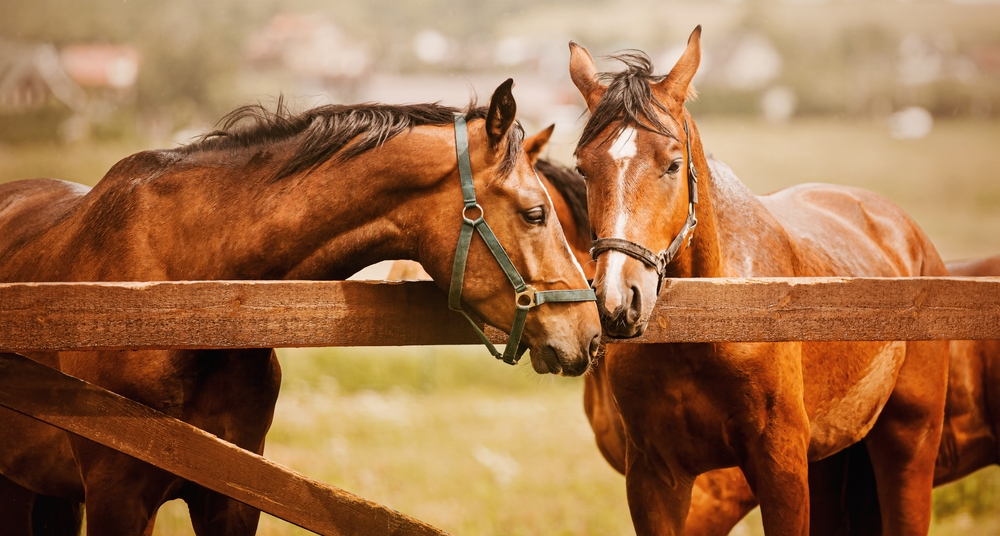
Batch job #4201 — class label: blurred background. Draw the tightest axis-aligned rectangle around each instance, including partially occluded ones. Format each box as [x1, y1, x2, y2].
[2, 0, 1000, 534]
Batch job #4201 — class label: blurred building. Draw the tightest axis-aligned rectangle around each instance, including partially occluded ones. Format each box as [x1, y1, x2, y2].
[0, 41, 88, 114]
[59, 44, 140, 91]
[243, 13, 370, 104]
[0, 41, 139, 141]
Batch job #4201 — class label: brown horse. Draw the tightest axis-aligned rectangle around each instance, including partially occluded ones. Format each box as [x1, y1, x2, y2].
[0, 80, 601, 535]
[666, 255, 1000, 536]
[533, 142, 871, 536]
[569, 27, 949, 536]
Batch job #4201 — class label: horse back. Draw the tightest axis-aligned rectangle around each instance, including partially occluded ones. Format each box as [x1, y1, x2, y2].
[0, 179, 90, 262]
[947, 255, 1000, 276]
[759, 183, 947, 278]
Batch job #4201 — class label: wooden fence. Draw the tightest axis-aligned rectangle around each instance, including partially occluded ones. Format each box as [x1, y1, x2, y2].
[1, 276, 999, 534]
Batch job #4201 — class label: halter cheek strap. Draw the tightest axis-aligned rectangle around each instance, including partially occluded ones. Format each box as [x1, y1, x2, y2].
[590, 118, 699, 293]
[448, 114, 597, 365]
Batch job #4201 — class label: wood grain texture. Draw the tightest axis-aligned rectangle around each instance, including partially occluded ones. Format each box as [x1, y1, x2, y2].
[631, 276, 1000, 343]
[0, 352, 448, 536]
[1, 277, 999, 352]
[0, 280, 506, 352]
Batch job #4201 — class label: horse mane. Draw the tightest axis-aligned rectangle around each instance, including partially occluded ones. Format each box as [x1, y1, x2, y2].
[180, 98, 525, 181]
[577, 50, 678, 152]
[534, 159, 591, 246]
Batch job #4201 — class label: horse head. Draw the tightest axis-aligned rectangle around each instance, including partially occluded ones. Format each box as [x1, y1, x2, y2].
[413, 80, 601, 375]
[569, 27, 704, 338]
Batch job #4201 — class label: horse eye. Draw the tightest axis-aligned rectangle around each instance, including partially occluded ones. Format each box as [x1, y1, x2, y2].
[522, 206, 546, 225]
[574, 166, 588, 181]
[664, 159, 682, 176]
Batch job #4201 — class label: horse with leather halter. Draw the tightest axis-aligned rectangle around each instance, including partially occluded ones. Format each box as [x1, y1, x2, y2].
[0, 80, 600, 535]
[570, 27, 949, 536]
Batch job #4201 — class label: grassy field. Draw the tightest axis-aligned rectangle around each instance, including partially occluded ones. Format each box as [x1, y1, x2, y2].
[4, 117, 1000, 535]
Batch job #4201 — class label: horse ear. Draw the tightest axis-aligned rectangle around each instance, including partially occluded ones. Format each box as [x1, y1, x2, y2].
[487, 78, 517, 150]
[654, 25, 702, 104]
[569, 42, 606, 112]
[523, 124, 555, 165]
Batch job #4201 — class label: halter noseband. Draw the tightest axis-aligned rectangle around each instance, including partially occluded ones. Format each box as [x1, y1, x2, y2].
[448, 114, 597, 365]
[590, 118, 699, 293]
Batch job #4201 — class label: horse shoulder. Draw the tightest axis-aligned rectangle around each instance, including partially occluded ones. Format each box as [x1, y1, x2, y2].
[706, 159, 798, 277]
[752, 184, 950, 459]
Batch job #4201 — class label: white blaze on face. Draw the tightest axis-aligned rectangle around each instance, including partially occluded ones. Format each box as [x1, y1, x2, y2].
[601, 126, 637, 312]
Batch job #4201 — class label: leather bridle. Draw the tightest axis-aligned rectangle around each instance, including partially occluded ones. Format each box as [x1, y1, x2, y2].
[590, 118, 699, 294]
[448, 114, 597, 365]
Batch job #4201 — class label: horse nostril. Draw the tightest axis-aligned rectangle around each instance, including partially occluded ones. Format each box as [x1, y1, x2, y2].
[588, 333, 601, 360]
[626, 285, 642, 325]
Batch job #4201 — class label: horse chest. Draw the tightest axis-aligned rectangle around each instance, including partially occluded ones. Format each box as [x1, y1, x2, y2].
[605, 344, 758, 469]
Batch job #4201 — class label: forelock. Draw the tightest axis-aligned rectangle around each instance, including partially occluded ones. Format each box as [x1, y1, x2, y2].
[577, 50, 679, 153]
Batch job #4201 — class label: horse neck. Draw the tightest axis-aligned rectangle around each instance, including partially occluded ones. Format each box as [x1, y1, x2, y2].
[51, 127, 457, 282]
[275, 128, 459, 280]
[671, 126, 782, 279]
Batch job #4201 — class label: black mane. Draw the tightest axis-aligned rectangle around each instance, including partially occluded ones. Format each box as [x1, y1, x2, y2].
[534, 159, 590, 247]
[181, 98, 524, 181]
[577, 51, 678, 152]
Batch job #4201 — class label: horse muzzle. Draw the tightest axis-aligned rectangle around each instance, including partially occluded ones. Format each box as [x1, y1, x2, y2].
[528, 321, 601, 376]
[592, 257, 659, 339]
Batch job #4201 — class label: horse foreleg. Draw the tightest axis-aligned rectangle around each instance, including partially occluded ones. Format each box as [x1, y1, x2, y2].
[73, 444, 179, 536]
[623, 443, 695, 536]
[739, 396, 811, 536]
[863, 340, 948, 536]
[685, 467, 757, 536]
[184, 484, 261, 536]
[680, 453, 885, 536]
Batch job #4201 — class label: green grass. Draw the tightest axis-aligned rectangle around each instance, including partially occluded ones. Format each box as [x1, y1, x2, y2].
[10, 118, 1000, 534]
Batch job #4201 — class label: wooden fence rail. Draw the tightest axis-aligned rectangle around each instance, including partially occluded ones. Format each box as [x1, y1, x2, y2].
[2, 277, 999, 353]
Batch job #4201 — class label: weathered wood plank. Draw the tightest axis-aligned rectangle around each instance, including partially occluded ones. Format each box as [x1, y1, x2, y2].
[1, 277, 999, 351]
[632, 276, 1000, 343]
[0, 352, 448, 536]
[0, 280, 505, 352]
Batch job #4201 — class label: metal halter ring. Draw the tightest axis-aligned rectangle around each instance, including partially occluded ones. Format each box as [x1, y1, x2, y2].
[515, 286, 537, 308]
[462, 204, 484, 224]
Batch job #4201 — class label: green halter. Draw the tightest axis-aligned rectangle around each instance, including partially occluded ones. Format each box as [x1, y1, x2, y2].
[448, 114, 597, 365]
